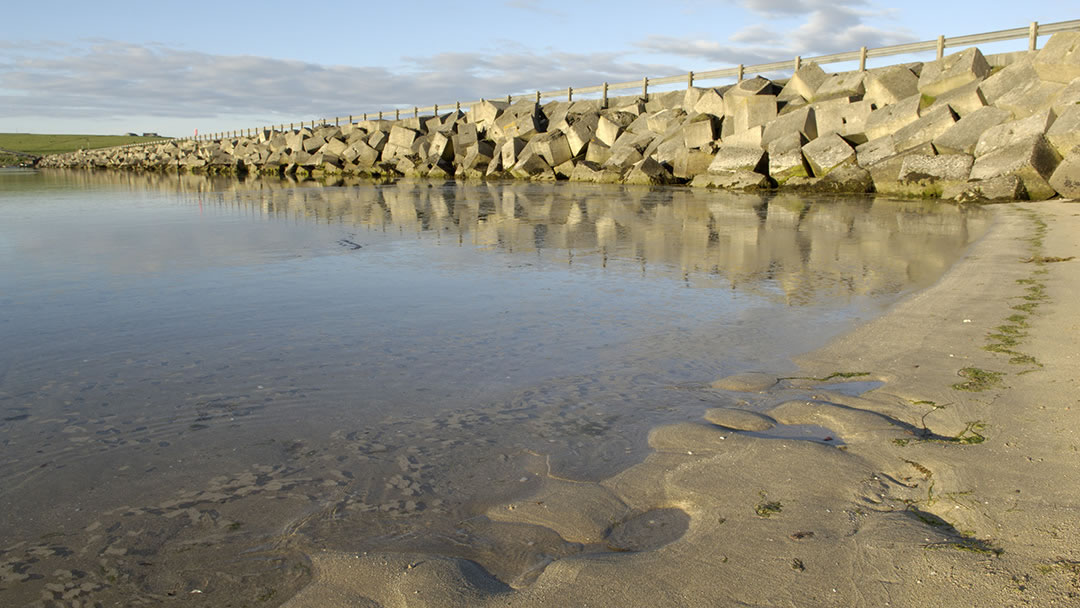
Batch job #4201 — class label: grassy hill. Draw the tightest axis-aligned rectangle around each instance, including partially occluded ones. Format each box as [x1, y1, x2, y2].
[0, 133, 171, 165]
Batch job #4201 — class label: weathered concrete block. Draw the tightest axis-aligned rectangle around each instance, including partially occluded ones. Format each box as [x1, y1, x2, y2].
[932, 106, 1013, 155]
[345, 141, 379, 168]
[855, 136, 897, 168]
[569, 160, 623, 184]
[813, 99, 872, 144]
[943, 174, 1026, 202]
[724, 76, 776, 101]
[974, 109, 1057, 157]
[320, 138, 348, 157]
[731, 94, 778, 132]
[723, 126, 764, 148]
[654, 137, 686, 166]
[994, 77, 1065, 119]
[683, 114, 720, 149]
[865, 143, 935, 193]
[1048, 151, 1080, 198]
[787, 164, 873, 194]
[918, 47, 991, 97]
[368, 130, 388, 152]
[927, 79, 986, 117]
[1033, 32, 1080, 84]
[596, 114, 631, 147]
[761, 106, 816, 149]
[802, 133, 855, 177]
[671, 148, 715, 179]
[767, 131, 810, 184]
[563, 113, 600, 156]
[602, 145, 644, 172]
[624, 157, 677, 185]
[1046, 104, 1080, 156]
[707, 144, 767, 174]
[645, 90, 685, 113]
[302, 136, 327, 154]
[388, 125, 419, 149]
[1051, 78, 1080, 116]
[493, 104, 545, 140]
[780, 63, 827, 101]
[470, 100, 509, 129]
[585, 139, 612, 165]
[813, 71, 866, 103]
[501, 138, 527, 168]
[428, 131, 454, 163]
[532, 131, 573, 167]
[692, 88, 726, 117]
[690, 170, 770, 190]
[864, 94, 921, 141]
[865, 65, 920, 107]
[646, 109, 686, 134]
[970, 134, 1062, 200]
[896, 153, 975, 197]
[892, 104, 956, 152]
[510, 151, 556, 180]
[380, 142, 411, 161]
[977, 57, 1037, 106]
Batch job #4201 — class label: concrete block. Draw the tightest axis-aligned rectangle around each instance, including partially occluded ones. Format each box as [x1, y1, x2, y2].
[585, 139, 612, 165]
[995, 78, 1065, 119]
[471, 100, 509, 129]
[532, 131, 573, 167]
[970, 134, 1063, 200]
[974, 109, 1057, 157]
[671, 148, 715, 179]
[380, 142, 411, 161]
[493, 104, 544, 140]
[1046, 104, 1080, 156]
[708, 144, 767, 174]
[802, 133, 855, 177]
[562, 113, 600, 156]
[1033, 32, 1080, 84]
[367, 130, 388, 152]
[644, 90, 685, 113]
[723, 126, 764, 148]
[926, 79, 986, 117]
[452, 123, 479, 150]
[612, 131, 655, 154]
[510, 150, 556, 180]
[896, 153, 975, 196]
[596, 114, 630, 146]
[624, 157, 677, 185]
[761, 106, 816, 149]
[602, 146, 644, 172]
[943, 175, 1026, 202]
[1048, 151, 1080, 198]
[428, 131, 454, 163]
[918, 47, 991, 98]
[501, 138, 527, 168]
[724, 76, 776, 101]
[646, 109, 686, 134]
[683, 114, 720, 149]
[690, 170, 770, 190]
[767, 131, 810, 184]
[345, 141, 379, 168]
[320, 138, 348, 157]
[787, 164, 873, 194]
[932, 106, 1013, 155]
[654, 137, 687, 166]
[892, 104, 956, 152]
[302, 136, 327, 154]
[813, 99, 872, 143]
[865, 66, 919, 107]
[865, 94, 922, 141]
[731, 94, 778, 132]
[978, 57, 1037, 106]
[569, 161, 623, 184]
[813, 71, 866, 103]
[780, 63, 828, 101]
[1051, 78, 1080, 116]
[864, 143, 937, 196]
[692, 88, 725, 117]
[388, 125, 419, 149]
[855, 136, 897, 168]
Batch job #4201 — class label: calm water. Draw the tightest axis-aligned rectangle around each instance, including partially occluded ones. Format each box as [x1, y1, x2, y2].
[0, 169, 988, 604]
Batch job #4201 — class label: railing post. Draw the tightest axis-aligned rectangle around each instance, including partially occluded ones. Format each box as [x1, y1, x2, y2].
[937, 35, 945, 60]
[335, 117, 339, 126]
[535, 90, 541, 104]
[434, 104, 438, 116]
[859, 46, 867, 72]
[794, 56, 801, 71]
[737, 64, 744, 82]
[687, 71, 694, 89]
[567, 86, 572, 102]
[456, 101, 460, 112]
[507, 94, 512, 104]
[641, 76, 648, 100]
[1029, 21, 1039, 51]
[414, 106, 418, 118]
[602, 82, 608, 108]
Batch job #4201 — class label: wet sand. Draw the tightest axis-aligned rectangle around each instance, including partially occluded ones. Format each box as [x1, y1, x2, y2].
[285, 201, 1080, 607]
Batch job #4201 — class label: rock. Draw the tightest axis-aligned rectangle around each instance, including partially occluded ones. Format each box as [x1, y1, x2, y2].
[813, 98, 872, 144]
[943, 174, 1026, 202]
[569, 160, 622, 184]
[933, 106, 1013, 155]
[767, 131, 810, 185]
[624, 157, 677, 185]
[813, 71, 866, 103]
[926, 80, 986, 117]
[729, 94, 778, 132]
[427, 131, 454, 163]
[864, 94, 921, 141]
[563, 113, 600, 156]
[501, 138, 527, 168]
[493, 103, 545, 140]
[865, 143, 937, 195]
[646, 109, 686, 134]
[510, 151, 556, 180]
[531, 131, 573, 167]
[1033, 31, 1080, 84]
[470, 100, 508, 130]
[892, 104, 957, 152]
[970, 134, 1062, 200]
[584, 139, 612, 165]
[780, 63, 828, 102]
[865, 65, 920, 107]
[367, 130, 389, 152]
[974, 109, 1057, 157]
[761, 106, 816, 149]
[388, 125, 419, 149]
[691, 88, 726, 117]
[896, 153, 975, 197]
[806, 164, 873, 194]
[978, 57, 1039, 106]
[1051, 78, 1080, 116]
[855, 136, 898, 168]
[994, 77, 1065, 119]
[671, 148, 715, 179]
[690, 170, 770, 190]
[918, 47, 991, 97]
[802, 133, 855, 177]
[683, 114, 720, 149]
[1048, 151, 1080, 198]
[1045, 104, 1080, 156]
[723, 126, 764, 148]
[704, 408, 777, 431]
[707, 144, 768, 174]
[710, 372, 779, 392]
[602, 146, 644, 173]
[596, 114, 628, 147]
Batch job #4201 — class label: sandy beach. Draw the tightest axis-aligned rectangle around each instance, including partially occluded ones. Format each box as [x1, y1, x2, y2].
[283, 200, 1080, 607]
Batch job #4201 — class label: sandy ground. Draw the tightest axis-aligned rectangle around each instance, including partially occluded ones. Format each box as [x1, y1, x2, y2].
[283, 201, 1080, 607]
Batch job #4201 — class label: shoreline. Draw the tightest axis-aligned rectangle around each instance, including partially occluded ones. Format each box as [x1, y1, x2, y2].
[283, 200, 1080, 606]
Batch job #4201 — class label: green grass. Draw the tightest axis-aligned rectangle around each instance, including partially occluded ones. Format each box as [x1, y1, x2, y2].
[0, 133, 170, 158]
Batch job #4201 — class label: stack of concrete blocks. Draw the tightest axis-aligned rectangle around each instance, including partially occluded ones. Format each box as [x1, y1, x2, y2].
[40, 32, 1080, 201]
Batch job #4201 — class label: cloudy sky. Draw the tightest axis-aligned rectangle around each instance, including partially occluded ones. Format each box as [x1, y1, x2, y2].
[1, 0, 1074, 136]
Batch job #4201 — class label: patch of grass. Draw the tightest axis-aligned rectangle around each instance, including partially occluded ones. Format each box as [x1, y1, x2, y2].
[952, 367, 1003, 392]
[0, 133, 169, 156]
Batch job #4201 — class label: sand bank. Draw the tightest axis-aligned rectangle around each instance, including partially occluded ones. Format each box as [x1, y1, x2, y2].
[284, 201, 1080, 607]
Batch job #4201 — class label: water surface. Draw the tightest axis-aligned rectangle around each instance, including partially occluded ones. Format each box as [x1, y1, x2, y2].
[0, 169, 989, 604]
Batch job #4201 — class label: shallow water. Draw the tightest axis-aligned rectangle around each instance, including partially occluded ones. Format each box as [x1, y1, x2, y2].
[0, 169, 988, 604]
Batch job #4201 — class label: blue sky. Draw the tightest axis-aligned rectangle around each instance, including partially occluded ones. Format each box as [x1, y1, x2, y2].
[0, 0, 1074, 136]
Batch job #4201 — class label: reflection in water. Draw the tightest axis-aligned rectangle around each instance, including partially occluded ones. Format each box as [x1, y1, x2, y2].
[0, 169, 988, 605]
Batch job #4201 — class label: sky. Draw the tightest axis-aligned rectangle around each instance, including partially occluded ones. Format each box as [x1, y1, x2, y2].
[0, 0, 1074, 137]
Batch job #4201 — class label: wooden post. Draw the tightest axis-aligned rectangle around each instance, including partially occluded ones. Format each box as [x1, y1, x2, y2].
[937, 35, 945, 60]
[456, 101, 460, 112]
[349, 115, 353, 124]
[567, 86, 572, 102]
[859, 46, 867, 72]
[602, 82, 608, 108]
[413, 106, 418, 118]
[535, 90, 541, 104]
[737, 64, 744, 82]
[687, 71, 694, 89]
[335, 117, 339, 126]
[641, 76, 648, 100]
[507, 94, 512, 104]
[1029, 21, 1039, 51]
[794, 56, 801, 71]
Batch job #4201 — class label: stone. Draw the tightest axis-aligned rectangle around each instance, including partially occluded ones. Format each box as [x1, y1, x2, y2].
[974, 109, 1057, 157]
[932, 106, 1013, 155]
[510, 151, 556, 180]
[493, 104, 545, 140]
[347, 141, 379, 169]
[855, 136, 897, 168]
[690, 170, 770, 190]
[864, 65, 920, 107]
[813, 99, 872, 144]
[302, 136, 327, 154]
[943, 175, 1027, 202]
[531, 131, 573, 167]
[926, 79, 986, 117]
[584, 139, 612, 165]
[602, 146, 644, 172]
[707, 145, 768, 174]
[969, 134, 1063, 200]
[1046, 105, 1080, 156]
[864, 94, 922, 141]
[646, 109, 686, 134]
[1033, 32, 1080, 84]
[1048, 152, 1080, 198]
[802, 133, 855, 177]
[918, 47, 991, 97]
[978, 56, 1038, 106]
[865, 143, 936, 194]
[596, 115, 628, 147]
[1051, 78, 1080, 116]
[892, 104, 956, 152]
[692, 88, 726, 117]
[388, 125, 419, 149]
[813, 71, 866, 103]
[470, 100, 509, 130]
[725, 76, 776, 100]
[994, 78, 1065, 119]
[645, 90, 685, 113]
[564, 114, 600, 156]
[780, 63, 828, 102]
[624, 157, 677, 185]
[569, 160, 622, 184]
[767, 131, 810, 185]
[501, 138, 527, 168]
[427, 131, 454, 163]
[793, 164, 873, 194]
[723, 126, 764, 148]
[730, 94, 778, 132]
[671, 148, 714, 180]
[368, 130, 388, 152]
[896, 153, 975, 197]
[704, 408, 777, 431]
[761, 106, 816, 148]
[683, 114, 720, 149]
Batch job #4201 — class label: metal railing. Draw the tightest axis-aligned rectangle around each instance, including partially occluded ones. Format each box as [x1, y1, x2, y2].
[103, 18, 1079, 152]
